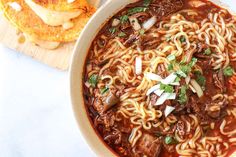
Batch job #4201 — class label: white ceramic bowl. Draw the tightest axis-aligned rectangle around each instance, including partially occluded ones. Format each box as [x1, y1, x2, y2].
[70, 0, 236, 156]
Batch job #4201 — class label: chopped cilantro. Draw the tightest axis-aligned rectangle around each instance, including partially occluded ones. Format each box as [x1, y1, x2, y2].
[88, 74, 98, 88]
[143, 0, 151, 6]
[120, 15, 129, 23]
[180, 36, 186, 43]
[100, 86, 109, 94]
[118, 32, 126, 37]
[167, 54, 176, 61]
[223, 66, 235, 77]
[178, 85, 188, 105]
[165, 136, 178, 145]
[109, 27, 117, 34]
[203, 48, 212, 55]
[128, 7, 148, 15]
[160, 83, 174, 93]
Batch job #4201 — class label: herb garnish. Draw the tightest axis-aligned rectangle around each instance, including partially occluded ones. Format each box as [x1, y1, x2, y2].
[100, 86, 109, 94]
[143, 0, 151, 6]
[120, 15, 129, 23]
[223, 66, 235, 77]
[88, 74, 98, 88]
[165, 136, 178, 145]
[109, 27, 117, 34]
[178, 85, 188, 105]
[128, 7, 148, 15]
[118, 32, 126, 37]
[203, 48, 212, 55]
[160, 83, 175, 93]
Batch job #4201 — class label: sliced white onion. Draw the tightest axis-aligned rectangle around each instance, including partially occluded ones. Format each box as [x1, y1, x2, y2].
[170, 82, 180, 86]
[135, 56, 142, 75]
[189, 84, 196, 93]
[155, 93, 176, 106]
[185, 76, 191, 85]
[143, 16, 157, 30]
[154, 89, 164, 96]
[145, 72, 162, 81]
[8, 2, 22, 11]
[164, 106, 175, 117]
[112, 18, 120, 27]
[146, 84, 160, 96]
[161, 73, 177, 85]
[190, 79, 203, 97]
[129, 17, 141, 31]
[85, 81, 91, 88]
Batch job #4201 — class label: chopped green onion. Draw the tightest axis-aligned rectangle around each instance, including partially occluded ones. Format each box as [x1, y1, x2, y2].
[120, 15, 129, 23]
[168, 64, 174, 71]
[128, 7, 147, 15]
[180, 36, 186, 43]
[175, 76, 181, 82]
[223, 66, 235, 77]
[100, 86, 109, 94]
[166, 36, 171, 41]
[194, 71, 206, 87]
[118, 32, 126, 37]
[203, 48, 212, 55]
[189, 58, 198, 67]
[139, 29, 145, 35]
[178, 85, 188, 105]
[143, 0, 151, 6]
[167, 54, 176, 61]
[88, 74, 98, 88]
[109, 27, 117, 34]
[160, 83, 174, 93]
[165, 136, 178, 145]
[176, 70, 187, 78]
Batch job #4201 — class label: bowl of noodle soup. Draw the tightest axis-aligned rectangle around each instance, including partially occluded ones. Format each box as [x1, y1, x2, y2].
[70, 0, 236, 156]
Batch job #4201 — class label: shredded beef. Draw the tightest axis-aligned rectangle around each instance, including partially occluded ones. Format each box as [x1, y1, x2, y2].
[137, 134, 162, 157]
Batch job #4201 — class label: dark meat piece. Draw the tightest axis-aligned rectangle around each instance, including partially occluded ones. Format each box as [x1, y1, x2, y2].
[205, 103, 221, 118]
[157, 63, 167, 77]
[150, 0, 183, 18]
[163, 142, 175, 153]
[137, 134, 162, 157]
[103, 93, 120, 112]
[124, 34, 139, 47]
[94, 111, 115, 129]
[176, 120, 186, 137]
[213, 69, 225, 93]
[150, 93, 158, 105]
[104, 128, 122, 145]
[93, 98, 104, 114]
[137, 35, 161, 50]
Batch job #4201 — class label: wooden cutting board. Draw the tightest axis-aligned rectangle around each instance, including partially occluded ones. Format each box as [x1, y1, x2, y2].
[0, 0, 102, 71]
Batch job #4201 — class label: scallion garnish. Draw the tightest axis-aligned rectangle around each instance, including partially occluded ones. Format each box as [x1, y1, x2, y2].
[109, 27, 117, 34]
[88, 74, 98, 88]
[160, 83, 174, 93]
[223, 66, 234, 77]
[203, 48, 212, 55]
[178, 85, 188, 105]
[128, 7, 148, 15]
[120, 15, 129, 23]
[100, 86, 109, 94]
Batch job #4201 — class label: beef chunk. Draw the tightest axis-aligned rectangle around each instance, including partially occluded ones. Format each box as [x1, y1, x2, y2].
[163, 142, 175, 153]
[213, 69, 225, 93]
[94, 111, 115, 129]
[104, 129, 122, 145]
[137, 134, 162, 157]
[150, 0, 183, 17]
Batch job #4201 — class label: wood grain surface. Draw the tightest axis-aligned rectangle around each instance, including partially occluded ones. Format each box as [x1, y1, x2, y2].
[0, 0, 101, 70]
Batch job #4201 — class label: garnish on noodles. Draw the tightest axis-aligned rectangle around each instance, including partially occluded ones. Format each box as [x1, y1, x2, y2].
[83, 0, 236, 156]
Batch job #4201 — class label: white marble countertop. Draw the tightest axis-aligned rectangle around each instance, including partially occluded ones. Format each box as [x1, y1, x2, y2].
[0, 46, 95, 157]
[0, 1, 235, 157]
